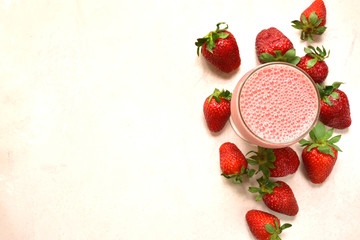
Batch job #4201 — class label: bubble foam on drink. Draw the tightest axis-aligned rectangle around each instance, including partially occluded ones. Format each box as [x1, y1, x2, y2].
[239, 64, 319, 144]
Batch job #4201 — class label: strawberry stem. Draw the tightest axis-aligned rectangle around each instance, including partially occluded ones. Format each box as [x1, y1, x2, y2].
[246, 147, 276, 179]
[215, 22, 228, 32]
[248, 176, 280, 201]
[299, 122, 342, 157]
[304, 45, 330, 68]
[208, 88, 232, 103]
[291, 12, 327, 43]
[260, 49, 301, 65]
[195, 22, 230, 56]
[317, 82, 343, 106]
[221, 166, 256, 184]
[265, 219, 292, 239]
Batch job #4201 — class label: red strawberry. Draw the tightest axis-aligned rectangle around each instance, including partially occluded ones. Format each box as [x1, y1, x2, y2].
[262, 181, 299, 216]
[299, 122, 342, 184]
[195, 22, 240, 73]
[317, 82, 352, 129]
[255, 27, 300, 65]
[302, 0, 327, 26]
[203, 88, 232, 133]
[219, 142, 253, 183]
[271, 148, 300, 177]
[246, 209, 292, 240]
[249, 178, 299, 216]
[246, 147, 300, 178]
[297, 45, 329, 83]
[291, 0, 327, 42]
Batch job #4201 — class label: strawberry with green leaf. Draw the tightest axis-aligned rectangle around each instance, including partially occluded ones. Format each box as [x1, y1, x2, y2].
[219, 142, 255, 184]
[297, 45, 330, 83]
[291, 0, 327, 42]
[255, 27, 300, 65]
[248, 176, 280, 201]
[203, 88, 232, 133]
[195, 22, 240, 73]
[247, 147, 300, 178]
[317, 82, 352, 129]
[299, 122, 342, 184]
[248, 177, 299, 216]
[246, 209, 292, 240]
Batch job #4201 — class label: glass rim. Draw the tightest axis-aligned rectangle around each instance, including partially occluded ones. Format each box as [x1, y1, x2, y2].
[237, 62, 321, 145]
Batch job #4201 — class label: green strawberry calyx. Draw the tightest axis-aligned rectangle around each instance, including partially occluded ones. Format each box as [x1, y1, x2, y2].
[208, 88, 232, 103]
[260, 49, 301, 65]
[195, 22, 230, 56]
[304, 45, 330, 69]
[265, 219, 292, 240]
[299, 122, 342, 158]
[248, 176, 280, 201]
[291, 12, 327, 43]
[246, 147, 276, 179]
[221, 166, 256, 184]
[317, 82, 343, 106]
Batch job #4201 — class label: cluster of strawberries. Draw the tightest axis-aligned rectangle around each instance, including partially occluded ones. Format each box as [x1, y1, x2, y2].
[219, 121, 341, 239]
[196, 0, 352, 239]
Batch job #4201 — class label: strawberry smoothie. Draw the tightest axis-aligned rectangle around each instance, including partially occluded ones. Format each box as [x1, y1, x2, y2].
[230, 62, 320, 148]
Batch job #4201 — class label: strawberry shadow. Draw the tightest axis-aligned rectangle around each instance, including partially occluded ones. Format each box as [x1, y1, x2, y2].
[221, 174, 255, 201]
[209, 129, 224, 137]
[333, 127, 350, 135]
[293, 31, 326, 47]
[266, 207, 298, 223]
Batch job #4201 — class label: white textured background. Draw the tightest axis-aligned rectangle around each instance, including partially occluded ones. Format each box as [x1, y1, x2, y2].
[0, 0, 359, 239]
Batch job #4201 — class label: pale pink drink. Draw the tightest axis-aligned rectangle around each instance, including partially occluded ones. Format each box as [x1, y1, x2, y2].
[230, 62, 320, 148]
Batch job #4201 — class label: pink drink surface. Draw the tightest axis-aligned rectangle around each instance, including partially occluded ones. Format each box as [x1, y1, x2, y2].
[239, 64, 318, 143]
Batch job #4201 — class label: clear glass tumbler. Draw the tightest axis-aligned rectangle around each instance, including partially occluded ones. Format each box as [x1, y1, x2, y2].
[230, 62, 320, 148]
